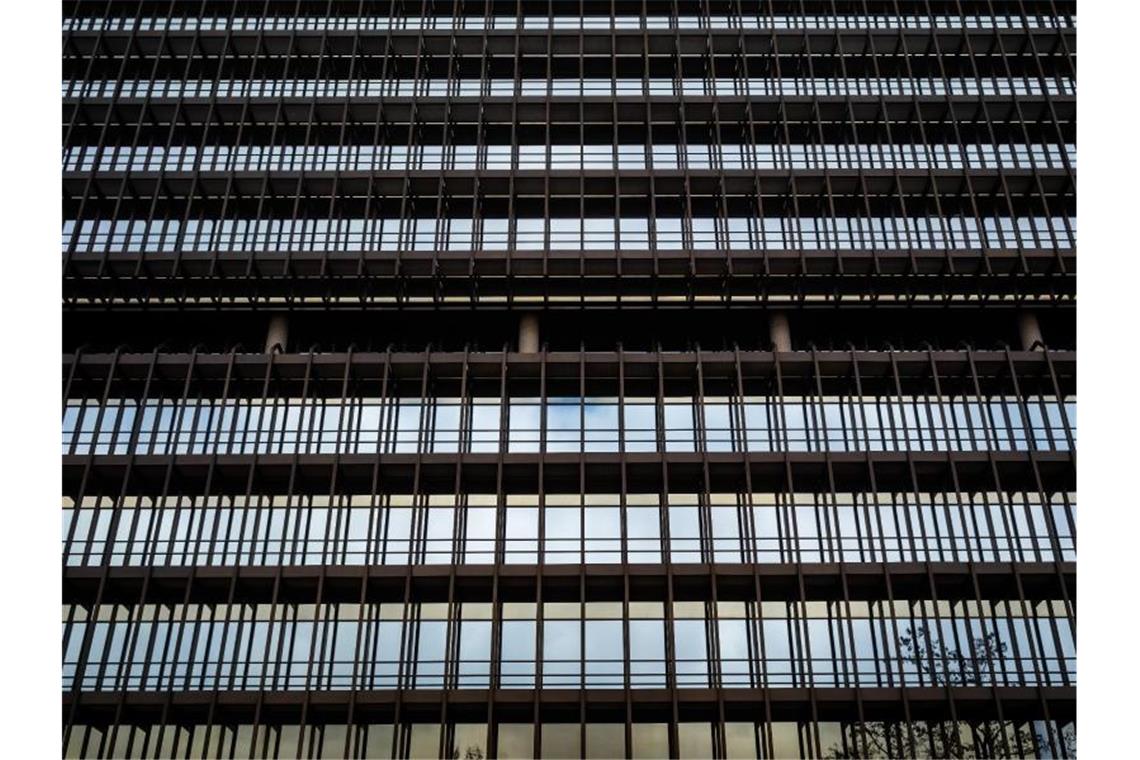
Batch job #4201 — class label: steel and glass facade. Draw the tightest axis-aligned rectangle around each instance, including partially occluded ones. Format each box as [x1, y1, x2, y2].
[62, 1, 1075, 758]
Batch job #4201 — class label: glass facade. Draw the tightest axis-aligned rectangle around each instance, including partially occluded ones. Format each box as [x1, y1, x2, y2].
[62, 1, 1075, 757]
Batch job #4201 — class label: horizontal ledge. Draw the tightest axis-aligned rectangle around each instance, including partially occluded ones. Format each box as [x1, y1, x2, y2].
[63, 560, 1076, 606]
[64, 94, 1077, 106]
[63, 685, 1077, 724]
[61, 450, 1076, 497]
[62, 349, 1077, 392]
[63, 168, 1075, 181]
[62, 97, 1076, 132]
[62, 168, 1073, 198]
[67, 28, 1077, 40]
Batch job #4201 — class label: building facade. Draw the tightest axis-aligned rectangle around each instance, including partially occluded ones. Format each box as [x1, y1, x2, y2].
[62, 1, 1075, 757]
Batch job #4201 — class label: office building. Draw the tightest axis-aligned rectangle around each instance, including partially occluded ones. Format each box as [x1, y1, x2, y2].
[62, 1, 1076, 757]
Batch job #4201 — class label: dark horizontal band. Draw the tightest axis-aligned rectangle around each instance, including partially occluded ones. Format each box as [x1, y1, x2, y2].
[63, 560, 1076, 607]
[63, 349, 1078, 398]
[63, 685, 1077, 725]
[61, 450, 1075, 498]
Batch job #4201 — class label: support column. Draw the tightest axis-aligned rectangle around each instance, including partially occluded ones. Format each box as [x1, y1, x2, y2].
[265, 313, 289, 353]
[518, 312, 540, 353]
[1018, 310, 1043, 351]
[768, 310, 791, 352]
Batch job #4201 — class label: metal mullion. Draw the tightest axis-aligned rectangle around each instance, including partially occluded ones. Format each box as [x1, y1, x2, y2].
[218, 593, 252, 697]
[878, 26, 922, 275]
[492, 349, 509, 573]
[794, 570, 826, 755]
[693, 350, 713, 567]
[885, 352, 928, 567]
[389, 582, 418, 756]
[175, 12, 239, 279]
[1021, 0, 1076, 261]
[1004, 567, 1054, 722]
[801, 11, 846, 295]
[577, 350, 586, 599]
[1001, 352, 1057, 569]
[617, 336, 634, 758]
[388, 34, 417, 290]
[989, 14, 1069, 263]
[532, 347, 549, 753]
[985, 8, 1059, 260]
[731, 348, 754, 563]
[983, 495, 1027, 691]
[884, 3, 945, 284]
[924, 351, 966, 563]
[879, 571, 919, 756]
[410, 353, 433, 565]
[637, 7, 661, 299]
[958, 351, 989, 453]
[284, 355, 317, 566]
[695, 360, 726, 750]
[1021, 546, 1068, 694]
[408, 370, 433, 724]
[848, 355, 886, 565]
[485, 375, 507, 760]
[155, 348, 202, 568]
[74, 347, 121, 566]
[956, 4, 1029, 271]
[651, 342, 679, 757]
[60, 0, 117, 153]
[735, 359, 774, 739]
[73, 0, 141, 282]
[926, 3, 998, 279]
[196, 351, 238, 568]
[60, 356, 109, 565]
[329, 353, 357, 564]
[61, 601, 86, 725]
[380, 349, 399, 457]
[441, 367, 468, 716]
[232, 354, 273, 566]
[811, 351, 843, 571]
[838, 568, 872, 752]
[104, 575, 151, 738]
[181, 488, 219, 694]
[61, 350, 86, 455]
[295, 574, 328, 742]
[124, 21, 175, 284]
[163, 572, 201, 697]
[259, 566, 290, 702]
[342, 575, 368, 757]
[153, 569, 199, 755]
[454, 348, 474, 552]
[1022, 463, 1074, 682]
[359, 357, 389, 572]
[670, 12, 698, 277]
[705, 21, 733, 287]
[200, 578, 239, 751]
[736, 12, 771, 302]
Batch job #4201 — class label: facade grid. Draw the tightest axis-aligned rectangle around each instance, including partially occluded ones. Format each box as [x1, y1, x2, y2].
[61, 1, 1075, 758]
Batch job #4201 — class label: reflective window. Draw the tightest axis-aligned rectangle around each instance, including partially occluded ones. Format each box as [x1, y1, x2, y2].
[62, 598, 1075, 692]
[62, 214, 1076, 254]
[64, 76, 1075, 100]
[65, 14, 1076, 32]
[61, 491, 1077, 568]
[64, 142, 1075, 173]
[61, 395, 1077, 456]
